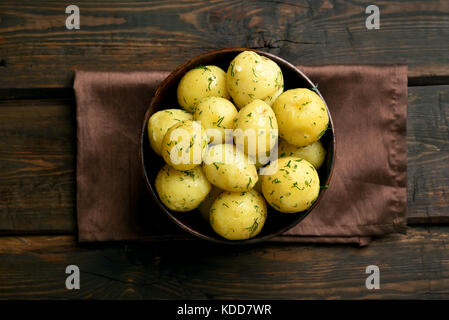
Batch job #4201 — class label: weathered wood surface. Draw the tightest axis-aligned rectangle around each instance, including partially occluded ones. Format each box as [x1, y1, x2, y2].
[0, 227, 448, 299]
[0, 0, 449, 90]
[407, 85, 449, 223]
[0, 0, 448, 300]
[0, 99, 76, 233]
[0, 86, 447, 234]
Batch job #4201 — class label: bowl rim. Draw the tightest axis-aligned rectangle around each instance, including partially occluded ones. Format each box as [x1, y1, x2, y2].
[139, 47, 336, 245]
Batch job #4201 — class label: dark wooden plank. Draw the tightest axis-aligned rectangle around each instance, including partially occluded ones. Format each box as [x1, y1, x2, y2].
[407, 85, 449, 223]
[0, 99, 76, 233]
[0, 226, 449, 299]
[0, 85, 447, 233]
[0, 0, 449, 89]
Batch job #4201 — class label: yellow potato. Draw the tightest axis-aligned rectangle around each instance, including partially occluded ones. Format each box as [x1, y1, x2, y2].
[272, 88, 329, 146]
[193, 97, 238, 143]
[177, 65, 230, 113]
[262, 157, 320, 213]
[253, 173, 263, 193]
[279, 139, 326, 169]
[155, 165, 211, 212]
[198, 186, 223, 221]
[147, 109, 193, 155]
[226, 51, 284, 109]
[210, 190, 267, 240]
[202, 144, 258, 192]
[161, 120, 208, 171]
[233, 99, 278, 164]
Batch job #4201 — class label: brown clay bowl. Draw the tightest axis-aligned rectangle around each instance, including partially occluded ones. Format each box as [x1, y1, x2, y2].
[140, 48, 336, 244]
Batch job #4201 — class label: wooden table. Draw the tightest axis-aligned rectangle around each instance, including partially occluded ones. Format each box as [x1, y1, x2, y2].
[0, 0, 448, 299]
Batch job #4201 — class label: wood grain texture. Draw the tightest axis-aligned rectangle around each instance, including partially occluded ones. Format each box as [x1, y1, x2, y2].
[0, 0, 449, 89]
[0, 99, 76, 233]
[0, 0, 447, 301]
[0, 226, 448, 299]
[407, 86, 449, 223]
[0, 85, 448, 233]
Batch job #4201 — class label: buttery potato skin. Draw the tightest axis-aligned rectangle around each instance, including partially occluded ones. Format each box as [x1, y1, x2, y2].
[226, 51, 284, 109]
[253, 173, 262, 193]
[262, 156, 320, 213]
[210, 190, 267, 240]
[177, 65, 230, 113]
[233, 99, 278, 163]
[202, 144, 258, 192]
[155, 165, 211, 212]
[193, 97, 238, 143]
[272, 88, 329, 147]
[278, 139, 326, 169]
[198, 186, 223, 221]
[161, 120, 208, 171]
[147, 109, 193, 156]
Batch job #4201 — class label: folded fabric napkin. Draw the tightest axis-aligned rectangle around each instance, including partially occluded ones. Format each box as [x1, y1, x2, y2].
[74, 65, 407, 246]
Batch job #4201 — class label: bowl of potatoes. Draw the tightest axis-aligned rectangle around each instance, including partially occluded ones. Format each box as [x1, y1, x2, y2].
[140, 48, 335, 244]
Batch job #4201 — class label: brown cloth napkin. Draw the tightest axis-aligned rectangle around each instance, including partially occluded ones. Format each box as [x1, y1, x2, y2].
[74, 65, 407, 246]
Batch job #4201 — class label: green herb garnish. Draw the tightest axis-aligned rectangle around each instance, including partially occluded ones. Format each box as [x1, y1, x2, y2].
[318, 129, 326, 139]
[245, 218, 259, 236]
[292, 181, 304, 190]
[207, 77, 214, 91]
[184, 171, 195, 179]
[230, 62, 235, 77]
[214, 116, 224, 127]
[271, 202, 281, 210]
[252, 68, 258, 77]
[193, 65, 211, 71]
[305, 178, 312, 187]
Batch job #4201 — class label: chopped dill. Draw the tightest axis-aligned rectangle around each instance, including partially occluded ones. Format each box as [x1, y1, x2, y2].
[193, 65, 211, 71]
[230, 62, 235, 77]
[247, 177, 252, 189]
[214, 116, 224, 127]
[271, 202, 281, 210]
[245, 218, 259, 236]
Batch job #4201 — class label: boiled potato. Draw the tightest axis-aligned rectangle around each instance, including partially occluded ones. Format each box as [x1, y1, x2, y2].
[177, 65, 230, 113]
[279, 139, 326, 169]
[233, 99, 278, 163]
[226, 51, 284, 109]
[210, 190, 267, 240]
[161, 120, 208, 171]
[262, 156, 320, 213]
[202, 144, 258, 192]
[193, 97, 238, 143]
[155, 165, 211, 212]
[147, 109, 193, 155]
[253, 173, 263, 193]
[198, 186, 223, 221]
[272, 88, 329, 146]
